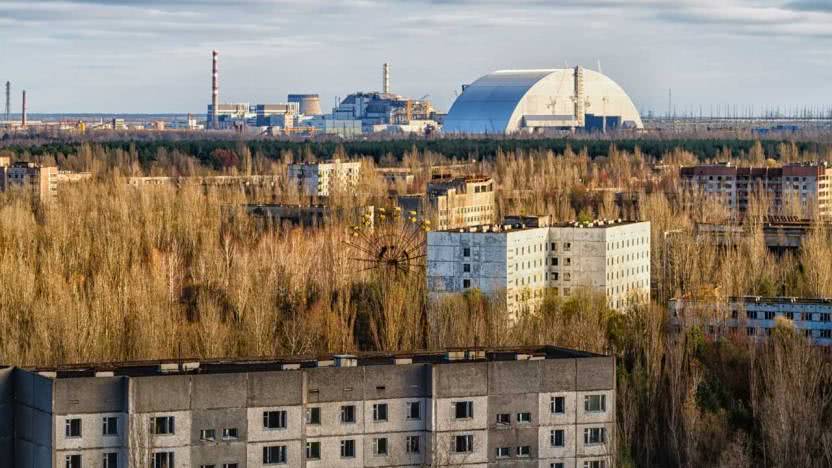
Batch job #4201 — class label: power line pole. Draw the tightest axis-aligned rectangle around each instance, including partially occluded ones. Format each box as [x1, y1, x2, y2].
[4, 81, 9, 121]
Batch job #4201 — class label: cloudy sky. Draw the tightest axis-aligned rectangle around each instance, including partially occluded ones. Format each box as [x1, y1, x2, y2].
[1, 0, 830, 114]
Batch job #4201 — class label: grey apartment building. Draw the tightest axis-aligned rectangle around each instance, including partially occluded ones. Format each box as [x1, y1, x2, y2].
[0, 347, 615, 468]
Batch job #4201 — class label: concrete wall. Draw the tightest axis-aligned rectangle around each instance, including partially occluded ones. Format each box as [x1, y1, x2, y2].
[14, 370, 53, 468]
[0, 368, 14, 464]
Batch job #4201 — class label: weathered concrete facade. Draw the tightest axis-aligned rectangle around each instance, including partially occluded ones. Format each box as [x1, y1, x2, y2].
[1, 347, 614, 468]
[427, 220, 651, 315]
[287, 159, 361, 197]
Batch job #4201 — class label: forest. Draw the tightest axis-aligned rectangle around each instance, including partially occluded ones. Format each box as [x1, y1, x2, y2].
[0, 139, 831, 467]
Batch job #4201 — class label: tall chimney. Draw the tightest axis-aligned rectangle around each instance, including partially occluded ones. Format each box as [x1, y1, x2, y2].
[4, 81, 9, 122]
[21, 90, 27, 127]
[383, 63, 390, 94]
[211, 50, 219, 129]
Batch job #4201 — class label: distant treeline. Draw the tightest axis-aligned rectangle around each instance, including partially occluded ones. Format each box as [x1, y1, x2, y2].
[4, 137, 831, 166]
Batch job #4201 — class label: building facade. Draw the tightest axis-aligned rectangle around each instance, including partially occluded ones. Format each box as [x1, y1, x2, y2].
[287, 160, 361, 197]
[0, 158, 58, 201]
[399, 176, 496, 231]
[680, 163, 832, 219]
[0, 347, 615, 468]
[670, 296, 832, 346]
[427, 218, 651, 314]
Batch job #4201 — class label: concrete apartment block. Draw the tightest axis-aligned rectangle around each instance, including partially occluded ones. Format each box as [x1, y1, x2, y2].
[1, 347, 615, 468]
[670, 295, 832, 346]
[427, 218, 651, 315]
[287, 159, 361, 197]
[399, 175, 497, 231]
[0, 159, 58, 202]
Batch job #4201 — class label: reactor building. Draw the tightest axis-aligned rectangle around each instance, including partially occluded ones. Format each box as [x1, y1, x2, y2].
[442, 66, 643, 134]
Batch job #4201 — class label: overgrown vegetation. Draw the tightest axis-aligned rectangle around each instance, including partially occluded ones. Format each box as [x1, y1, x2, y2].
[1, 140, 831, 467]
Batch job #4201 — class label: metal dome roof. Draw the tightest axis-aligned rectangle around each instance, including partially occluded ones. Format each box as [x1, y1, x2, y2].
[443, 68, 643, 134]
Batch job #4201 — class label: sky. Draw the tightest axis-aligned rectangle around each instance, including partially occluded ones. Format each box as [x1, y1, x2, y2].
[1, 0, 831, 114]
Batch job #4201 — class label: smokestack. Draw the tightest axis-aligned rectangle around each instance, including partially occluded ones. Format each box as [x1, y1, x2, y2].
[21, 90, 26, 127]
[4, 81, 9, 121]
[211, 50, 219, 130]
[383, 63, 390, 94]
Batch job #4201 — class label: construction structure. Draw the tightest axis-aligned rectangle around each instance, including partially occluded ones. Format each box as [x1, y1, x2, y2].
[399, 175, 496, 231]
[287, 159, 361, 197]
[0, 346, 615, 468]
[443, 67, 643, 134]
[0, 158, 58, 201]
[427, 217, 651, 315]
[670, 296, 832, 346]
[680, 162, 832, 219]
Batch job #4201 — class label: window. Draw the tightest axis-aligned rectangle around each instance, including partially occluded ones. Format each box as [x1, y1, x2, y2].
[565, 258, 572, 266]
[496, 413, 510, 425]
[584, 427, 607, 445]
[153, 452, 174, 468]
[222, 464, 237, 468]
[584, 394, 606, 413]
[407, 401, 421, 420]
[103, 453, 118, 468]
[305, 441, 321, 460]
[263, 446, 287, 465]
[454, 434, 474, 453]
[764, 311, 775, 320]
[551, 429, 565, 447]
[373, 437, 388, 456]
[496, 447, 510, 458]
[463, 263, 470, 273]
[552, 257, 559, 266]
[151, 416, 175, 435]
[373, 403, 388, 421]
[65, 455, 81, 468]
[222, 427, 239, 440]
[552, 463, 565, 468]
[551, 396, 565, 414]
[102, 416, 118, 436]
[584, 461, 606, 468]
[65, 418, 82, 438]
[341, 439, 356, 458]
[463, 247, 470, 257]
[551, 242, 557, 251]
[463, 279, 471, 289]
[517, 445, 531, 457]
[564, 242, 571, 251]
[200, 429, 216, 441]
[340, 405, 356, 424]
[516, 412, 531, 423]
[264, 410, 287, 430]
[306, 407, 321, 425]
[406, 435, 420, 454]
[454, 401, 473, 419]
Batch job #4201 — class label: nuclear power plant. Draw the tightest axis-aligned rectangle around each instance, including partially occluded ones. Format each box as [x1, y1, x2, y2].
[443, 67, 644, 134]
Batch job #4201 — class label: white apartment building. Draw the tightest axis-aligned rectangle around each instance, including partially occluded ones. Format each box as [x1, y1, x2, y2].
[2, 347, 615, 468]
[0, 157, 59, 201]
[287, 159, 361, 197]
[670, 296, 832, 346]
[427, 217, 651, 314]
[399, 176, 496, 231]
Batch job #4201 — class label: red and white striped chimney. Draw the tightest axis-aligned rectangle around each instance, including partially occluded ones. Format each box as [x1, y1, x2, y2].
[211, 50, 219, 129]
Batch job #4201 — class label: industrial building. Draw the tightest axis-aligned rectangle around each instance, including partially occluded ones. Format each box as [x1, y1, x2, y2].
[670, 296, 832, 346]
[427, 217, 651, 315]
[694, 216, 831, 252]
[680, 162, 832, 219]
[0, 157, 58, 202]
[287, 159, 361, 197]
[126, 175, 278, 189]
[244, 204, 375, 229]
[443, 67, 643, 134]
[0, 346, 615, 468]
[399, 175, 496, 231]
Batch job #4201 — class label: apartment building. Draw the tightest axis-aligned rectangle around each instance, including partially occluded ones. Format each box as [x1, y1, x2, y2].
[0, 346, 615, 468]
[670, 296, 832, 346]
[427, 217, 651, 315]
[287, 159, 361, 197]
[0, 157, 58, 201]
[680, 162, 832, 219]
[399, 175, 496, 230]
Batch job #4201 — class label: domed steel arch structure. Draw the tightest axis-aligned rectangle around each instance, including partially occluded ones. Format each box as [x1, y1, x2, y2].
[443, 67, 643, 134]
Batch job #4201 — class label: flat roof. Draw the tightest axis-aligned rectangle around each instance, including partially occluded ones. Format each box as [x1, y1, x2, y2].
[672, 296, 832, 305]
[433, 219, 645, 233]
[23, 346, 604, 379]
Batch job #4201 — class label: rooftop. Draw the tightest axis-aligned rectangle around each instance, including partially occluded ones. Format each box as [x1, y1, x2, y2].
[22, 345, 602, 380]
[672, 295, 832, 306]
[434, 218, 645, 233]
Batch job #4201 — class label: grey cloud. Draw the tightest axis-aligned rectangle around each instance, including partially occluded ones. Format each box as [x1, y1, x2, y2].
[784, 1, 832, 12]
